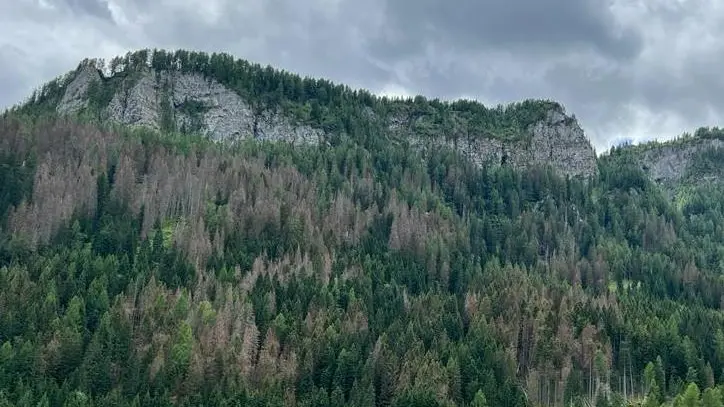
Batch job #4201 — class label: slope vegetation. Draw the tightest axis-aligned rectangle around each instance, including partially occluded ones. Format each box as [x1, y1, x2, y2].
[0, 50, 723, 407]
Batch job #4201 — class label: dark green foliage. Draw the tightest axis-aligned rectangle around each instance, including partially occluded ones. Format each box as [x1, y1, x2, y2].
[178, 99, 209, 134]
[158, 91, 176, 134]
[0, 151, 35, 222]
[686, 147, 724, 179]
[85, 78, 115, 116]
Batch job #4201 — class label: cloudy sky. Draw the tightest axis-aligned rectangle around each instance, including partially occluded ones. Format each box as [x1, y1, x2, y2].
[1, 0, 722, 152]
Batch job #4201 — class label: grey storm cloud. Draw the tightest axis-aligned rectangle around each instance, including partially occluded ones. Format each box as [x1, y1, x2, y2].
[2, 0, 724, 152]
[58, 0, 113, 19]
[371, 0, 643, 60]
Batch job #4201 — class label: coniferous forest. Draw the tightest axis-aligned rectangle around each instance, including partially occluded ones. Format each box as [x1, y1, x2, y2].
[1, 49, 724, 407]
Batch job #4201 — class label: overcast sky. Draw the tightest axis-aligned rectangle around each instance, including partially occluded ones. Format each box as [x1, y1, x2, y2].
[1, 0, 723, 152]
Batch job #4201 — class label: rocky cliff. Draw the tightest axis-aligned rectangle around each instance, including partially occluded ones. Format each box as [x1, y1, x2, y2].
[614, 131, 724, 187]
[404, 108, 597, 178]
[53, 57, 598, 178]
[57, 64, 323, 145]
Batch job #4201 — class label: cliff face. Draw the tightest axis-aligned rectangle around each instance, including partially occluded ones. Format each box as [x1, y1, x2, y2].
[55, 64, 598, 178]
[634, 138, 724, 185]
[57, 65, 99, 115]
[57, 65, 323, 145]
[404, 108, 597, 178]
[603, 131, 724, 192]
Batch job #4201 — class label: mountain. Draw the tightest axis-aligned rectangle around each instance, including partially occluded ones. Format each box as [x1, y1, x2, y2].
[1, 49, 724, 407]
[23, 50, 597, 179]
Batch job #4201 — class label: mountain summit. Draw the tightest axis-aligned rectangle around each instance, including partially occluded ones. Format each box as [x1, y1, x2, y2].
[26, 49, 598, 178]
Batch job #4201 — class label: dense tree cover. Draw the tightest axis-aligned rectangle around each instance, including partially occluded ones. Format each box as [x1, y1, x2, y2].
[1, 51, 724, 406]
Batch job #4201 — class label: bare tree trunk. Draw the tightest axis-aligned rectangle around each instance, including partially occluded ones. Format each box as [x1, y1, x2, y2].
[589, 361, 593, 402]
[628, 354, 634, 397]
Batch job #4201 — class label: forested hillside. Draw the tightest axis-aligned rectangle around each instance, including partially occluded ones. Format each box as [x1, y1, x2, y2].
[11, 49, 598, 179]
[0, 50, 723, 407]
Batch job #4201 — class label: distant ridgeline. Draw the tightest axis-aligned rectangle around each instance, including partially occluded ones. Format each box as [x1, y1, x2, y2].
[14, 48, 599, 178]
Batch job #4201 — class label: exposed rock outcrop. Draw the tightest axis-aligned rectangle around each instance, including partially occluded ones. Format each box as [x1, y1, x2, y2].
[632, 138, 724, 184]
[406, 109, 597, 178]
[56, 65, 100, 115]
[530, 110, 598, 178]
[106, 71, 161, 129]
[58, 68, 324, 145]
[170, 72, 251, 140]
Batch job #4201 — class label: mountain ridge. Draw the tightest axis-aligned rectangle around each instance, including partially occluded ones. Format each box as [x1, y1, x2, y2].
[19, 49, 599, 179]
[12, 49, 724, 189]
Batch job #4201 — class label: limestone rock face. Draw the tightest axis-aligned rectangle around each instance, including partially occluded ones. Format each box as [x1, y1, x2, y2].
[56, 66, 596, 178]
[405, 109, 597, 178]
[634, 138, 724, 184]
[169, 72, 254, 140]
[106, 71, 161, 129]
[56, 68, 324, 145]
[529, 110, 598, 178]
[255, 109, 323, 145]
[56, 65, 101, 115]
